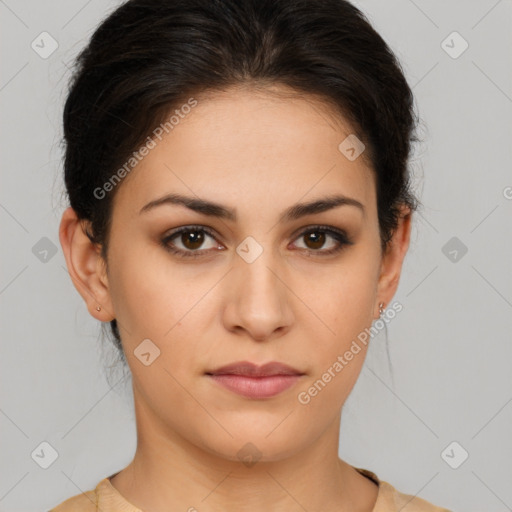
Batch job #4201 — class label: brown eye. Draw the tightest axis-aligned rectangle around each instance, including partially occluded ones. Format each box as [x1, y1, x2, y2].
[161, 225, 220, 258]
[292, 226, 353, 256]
[179, 229, 205, 250]
[303, 231, 327, 250]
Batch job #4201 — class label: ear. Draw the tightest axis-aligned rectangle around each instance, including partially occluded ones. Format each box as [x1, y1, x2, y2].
[59, 207, 115, 321]
[375, 204, 412, 318]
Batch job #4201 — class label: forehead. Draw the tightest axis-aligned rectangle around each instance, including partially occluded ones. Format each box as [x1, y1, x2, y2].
[111, 85, 376, 220]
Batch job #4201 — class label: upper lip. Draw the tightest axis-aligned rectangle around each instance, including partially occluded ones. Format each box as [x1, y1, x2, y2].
[206, 361, 304, 377]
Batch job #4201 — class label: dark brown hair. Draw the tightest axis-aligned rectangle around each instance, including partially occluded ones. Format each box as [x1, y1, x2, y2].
[62, 0, 421, 363]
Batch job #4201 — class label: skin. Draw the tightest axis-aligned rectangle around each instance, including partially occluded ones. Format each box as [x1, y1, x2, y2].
[59, 84, 412, 512]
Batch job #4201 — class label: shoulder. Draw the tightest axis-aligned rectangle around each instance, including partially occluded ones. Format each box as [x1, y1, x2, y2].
[354, 467, 452, 512]
[49, 475, 143, 512]
[48, 486, 97, 512]
[378, 479, 453, 512]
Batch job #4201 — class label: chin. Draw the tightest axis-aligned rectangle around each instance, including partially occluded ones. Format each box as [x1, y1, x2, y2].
[195, 426, 310, 466]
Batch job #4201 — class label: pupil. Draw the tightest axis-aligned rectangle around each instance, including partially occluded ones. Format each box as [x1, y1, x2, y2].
[307, 231, 325, 249]
[183, 230, 204, 250]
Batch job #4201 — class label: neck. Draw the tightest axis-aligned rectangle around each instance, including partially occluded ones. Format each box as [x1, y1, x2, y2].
[109, 394, 378, 512]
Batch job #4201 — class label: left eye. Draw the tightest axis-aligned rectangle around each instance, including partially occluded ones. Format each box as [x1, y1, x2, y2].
[293, 227, 347, 252]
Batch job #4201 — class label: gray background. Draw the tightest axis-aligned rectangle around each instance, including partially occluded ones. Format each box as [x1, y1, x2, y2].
[1, 1, 511, 511]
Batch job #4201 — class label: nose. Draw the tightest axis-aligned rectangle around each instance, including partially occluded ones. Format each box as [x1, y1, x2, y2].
[222, 248, 294, 342]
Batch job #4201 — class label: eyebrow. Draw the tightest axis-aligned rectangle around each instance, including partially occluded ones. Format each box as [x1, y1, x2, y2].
[139, 192, 365, 222]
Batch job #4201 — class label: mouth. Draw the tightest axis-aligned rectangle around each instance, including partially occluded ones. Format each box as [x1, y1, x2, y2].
[205, 361, 305, 399]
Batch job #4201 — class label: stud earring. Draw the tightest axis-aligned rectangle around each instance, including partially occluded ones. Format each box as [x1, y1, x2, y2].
[378, 302, 385, 318]
[96, 305, 101, 311]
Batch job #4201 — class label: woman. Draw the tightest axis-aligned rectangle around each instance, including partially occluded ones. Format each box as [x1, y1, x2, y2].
[51, 0, 452, 510]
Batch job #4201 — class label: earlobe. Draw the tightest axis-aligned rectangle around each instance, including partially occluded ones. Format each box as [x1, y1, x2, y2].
[375, 205, 413, 317]
[59, 207, 115, 321]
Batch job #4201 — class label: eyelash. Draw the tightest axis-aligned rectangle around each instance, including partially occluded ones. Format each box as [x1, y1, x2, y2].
[160, 224, 353, 259]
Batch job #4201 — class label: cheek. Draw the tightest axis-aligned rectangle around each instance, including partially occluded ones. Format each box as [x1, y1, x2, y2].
[107, 248, 219, 390]
[307, 258, 377, 342]
[297, 256, 377, 394]
[107, 240, 189, 337]
[295, 286, 374, 416]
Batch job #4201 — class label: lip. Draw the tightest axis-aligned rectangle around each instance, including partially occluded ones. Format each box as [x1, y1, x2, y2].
[206, 361, 303, 377]
[205, 361, 305, 399]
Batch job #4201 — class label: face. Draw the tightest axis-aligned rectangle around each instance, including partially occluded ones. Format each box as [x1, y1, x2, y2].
[61, 84, 411, 464]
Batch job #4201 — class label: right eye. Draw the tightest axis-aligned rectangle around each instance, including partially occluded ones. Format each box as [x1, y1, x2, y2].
[161, 225, 223, 258]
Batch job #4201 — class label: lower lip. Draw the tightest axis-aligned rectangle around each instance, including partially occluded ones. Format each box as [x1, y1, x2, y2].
[207, 374, 303, 399]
